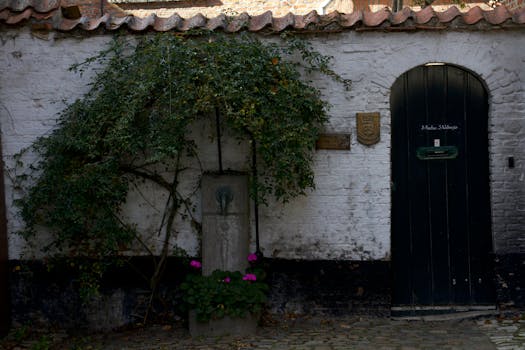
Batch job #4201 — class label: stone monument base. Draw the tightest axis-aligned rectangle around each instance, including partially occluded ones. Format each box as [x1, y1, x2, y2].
[188, 310, 258, 337]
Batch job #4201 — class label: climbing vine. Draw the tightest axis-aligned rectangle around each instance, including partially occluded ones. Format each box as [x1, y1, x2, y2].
[14, 32, 348, 318]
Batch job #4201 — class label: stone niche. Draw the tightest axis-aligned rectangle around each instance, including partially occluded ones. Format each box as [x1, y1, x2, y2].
[201, 173, 250, 275]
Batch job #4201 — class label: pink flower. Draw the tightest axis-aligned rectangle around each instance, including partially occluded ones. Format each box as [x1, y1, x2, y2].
[223, 277, 231, 283]
[242, 273, 257, 281]
[190, 260, 202, 269]
[247, 253, 258, 262]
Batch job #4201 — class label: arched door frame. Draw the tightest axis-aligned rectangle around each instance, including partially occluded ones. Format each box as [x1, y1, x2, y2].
[390, 63, 495, 314]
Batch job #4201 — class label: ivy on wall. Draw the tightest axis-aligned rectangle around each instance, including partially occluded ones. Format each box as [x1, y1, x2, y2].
[13, 32, 348, 315]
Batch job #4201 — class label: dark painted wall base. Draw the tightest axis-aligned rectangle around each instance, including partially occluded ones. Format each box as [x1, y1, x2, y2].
[266, 259, 391, 316]
[7, 254, 525, 330]
[494, 253, 525, 308]
[8, 257, 191, 330]
[8, 258, 391, 329]
[0, 259, 9, 336]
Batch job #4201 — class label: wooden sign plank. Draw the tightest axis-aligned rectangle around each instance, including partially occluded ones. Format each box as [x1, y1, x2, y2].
[316, 133, 351, 150]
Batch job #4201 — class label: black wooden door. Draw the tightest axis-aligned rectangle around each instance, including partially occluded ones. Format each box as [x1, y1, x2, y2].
[391, 65, 495, 309]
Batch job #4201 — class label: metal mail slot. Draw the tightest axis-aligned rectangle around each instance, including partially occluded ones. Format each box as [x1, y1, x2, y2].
[416, 146, 458, 160]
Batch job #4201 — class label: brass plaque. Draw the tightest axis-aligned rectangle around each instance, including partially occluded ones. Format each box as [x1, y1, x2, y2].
[316, 133, 351, 150]
[356, 112, 380, 146]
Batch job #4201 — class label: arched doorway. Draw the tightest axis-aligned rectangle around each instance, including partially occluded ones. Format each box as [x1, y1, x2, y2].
[390, 64, 495, 315]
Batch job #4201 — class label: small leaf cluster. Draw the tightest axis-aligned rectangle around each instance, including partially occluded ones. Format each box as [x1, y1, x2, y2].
[181, 269, 268, 322]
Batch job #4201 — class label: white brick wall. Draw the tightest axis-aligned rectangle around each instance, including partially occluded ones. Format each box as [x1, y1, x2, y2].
[1, 28, 524, 260]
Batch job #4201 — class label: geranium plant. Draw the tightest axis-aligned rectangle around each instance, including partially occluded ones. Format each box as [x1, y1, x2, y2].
[181, 254, 268, 322]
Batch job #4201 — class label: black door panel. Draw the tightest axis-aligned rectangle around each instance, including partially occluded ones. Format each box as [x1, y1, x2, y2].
[391, 65, 494, 309]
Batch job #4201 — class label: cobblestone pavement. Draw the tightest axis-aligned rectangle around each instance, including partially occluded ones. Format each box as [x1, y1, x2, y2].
[3, 314, 525, 350]
[91, 317, 495, 350]
[477, 316, 525, 350]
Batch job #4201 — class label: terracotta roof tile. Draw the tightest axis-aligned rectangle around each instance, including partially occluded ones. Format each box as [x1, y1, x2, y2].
[514, 6, 525, 21]
[272, 12, 296, 32]
[56, 16, 84, 31]
[82, 12, 110, 30]
[339, 10, 363, 27]
[363, 6, 391, 26]
[152, 13, 182, 32]
[1, 2, 524, 33]
[179, 12, 206, 31]
[321, 10, 341, 24]
[0, 0, 59, 12]
[9, 8, 33, 23]
[206, 13, 227, 31]
[225, 12, 250, 32]
[248, 11, 273, 32]
[484, 4, 512, 24]
[107, 14, 128, 29]
[390, 7, 412, 25]
[414, 5, 435, 23]
[297, 10, 321, 28]
[462, 5, 485, 23]
[434, 5, 461, 22]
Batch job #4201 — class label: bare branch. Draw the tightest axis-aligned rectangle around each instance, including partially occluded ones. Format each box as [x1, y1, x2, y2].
[121, 166, 172, 191]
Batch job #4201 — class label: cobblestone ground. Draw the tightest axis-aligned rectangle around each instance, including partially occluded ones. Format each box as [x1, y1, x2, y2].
[3, 314, 525, 350]
[477, 316, 525, 350]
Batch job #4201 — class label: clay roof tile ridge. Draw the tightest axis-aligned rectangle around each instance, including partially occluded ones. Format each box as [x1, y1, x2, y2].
[248, 10, 273, 32]
[152, 13, 183, 32]
[0, 0, 59, 13]
[320, 9, 343, 28]
[127, 13, 156, 32]
[513, 6, 525, 24]
[53, 9, 84, 31]
[206, 13, 227, 31]
[107, 14, 129, 30]
[225, 12, 250, 33]
[391, 6, 413, 26]
[434, 5, 461, 24]
[82, 12, 110, 31]
[362, 7, 391, 27]
[272, 12, 295, 32]
[483, 4, 511, 25]
[414, 5, 437, 24]
[339, 10, 363, 28]
[461, 6, 484, 25]
[5, 7, 31, 23]
[0, 8, 8, 20]
[179, 13, 206, 31]
[293, 10, 320, 29]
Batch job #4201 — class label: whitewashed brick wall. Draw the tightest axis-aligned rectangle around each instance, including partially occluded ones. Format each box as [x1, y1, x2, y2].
[1, 28, 524, 260]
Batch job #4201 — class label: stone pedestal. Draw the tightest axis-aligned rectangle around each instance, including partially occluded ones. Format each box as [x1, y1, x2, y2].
[201, 174, 250, 276]
[189, 311, 258, 337]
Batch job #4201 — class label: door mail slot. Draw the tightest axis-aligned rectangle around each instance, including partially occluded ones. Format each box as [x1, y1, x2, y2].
[416, 146, 458, 160]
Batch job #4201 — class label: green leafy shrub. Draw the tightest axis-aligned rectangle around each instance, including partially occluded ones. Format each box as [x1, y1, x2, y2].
[13, 32, 347, 313]
[181, 256, 268, 322]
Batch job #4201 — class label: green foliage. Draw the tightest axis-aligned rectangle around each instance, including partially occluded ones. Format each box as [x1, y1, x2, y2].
[14, 32, 345, 303]
[181, 269, 268, 322]
[30, 335, 51, 350]
[12, 323, 31, 343]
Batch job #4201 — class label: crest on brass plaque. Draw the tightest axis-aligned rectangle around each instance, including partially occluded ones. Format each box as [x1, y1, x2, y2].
[356, 112, 380, 146]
